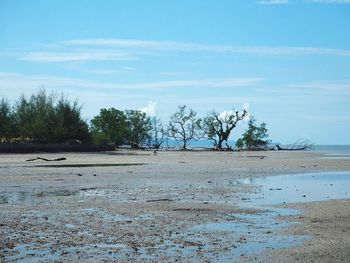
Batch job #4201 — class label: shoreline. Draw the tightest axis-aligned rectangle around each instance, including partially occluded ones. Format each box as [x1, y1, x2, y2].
[1, 150, 350, 262]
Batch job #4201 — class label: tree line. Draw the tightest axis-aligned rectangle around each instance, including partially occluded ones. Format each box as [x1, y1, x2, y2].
[0, 90, 269, 150]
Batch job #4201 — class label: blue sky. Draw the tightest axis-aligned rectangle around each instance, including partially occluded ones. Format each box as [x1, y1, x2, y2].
[1, 0, 350, 144]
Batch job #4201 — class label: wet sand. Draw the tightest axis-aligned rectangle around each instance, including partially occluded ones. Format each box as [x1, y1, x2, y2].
[0, 150, 350, 262]
[262, 199, 350, 263]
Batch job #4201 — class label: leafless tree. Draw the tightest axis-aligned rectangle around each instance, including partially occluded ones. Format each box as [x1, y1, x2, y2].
[148, 117, 166, 149]
[202, 109, 248, 150]
[168, 105, 201, 149]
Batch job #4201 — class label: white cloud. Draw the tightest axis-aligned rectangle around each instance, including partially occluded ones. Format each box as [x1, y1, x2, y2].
[10, 39, 350, 64]
[310, 0, 350, 3]
[218, 103, 250, 122]
[0, 72, 261, 93]
[258, 0, 289, 4]
[125, 78, 262, 89]
[242, 102, 251, 122]
[20, 51, 136, 62]
[140, 101, 157, 116]
[218, 110, 234, 120]
[243, 102, 250, 111]
[63, 38, 350, 57]
[286, 80, 350, 94]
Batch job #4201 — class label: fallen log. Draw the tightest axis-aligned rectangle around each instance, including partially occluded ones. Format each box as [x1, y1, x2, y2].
[26, 157, 67, 162]
[276, 144, 308, 151]
[146, 198, 174, 202]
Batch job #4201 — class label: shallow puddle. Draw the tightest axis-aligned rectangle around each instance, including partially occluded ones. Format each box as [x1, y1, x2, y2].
[188, 207, 305, 261]
[248, 171, 350, 206]
[188, 171, 350, 261]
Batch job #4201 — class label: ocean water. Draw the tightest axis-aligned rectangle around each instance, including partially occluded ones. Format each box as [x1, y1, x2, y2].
[314, 145, 350, 156]
[167, 140, 350, 155]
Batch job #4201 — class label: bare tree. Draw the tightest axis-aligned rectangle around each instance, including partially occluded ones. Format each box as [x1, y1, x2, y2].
[168, 105, 201, 149]
[202, 109, 248, 150]
[148, 117, 166, 149]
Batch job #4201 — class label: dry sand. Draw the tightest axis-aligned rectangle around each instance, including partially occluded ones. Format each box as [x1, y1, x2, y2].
[0, 150, 349, 262]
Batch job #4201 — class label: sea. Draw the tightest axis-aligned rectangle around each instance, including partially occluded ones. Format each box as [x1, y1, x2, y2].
[314, 145, 350, 156]
[165, 139, 350, 156]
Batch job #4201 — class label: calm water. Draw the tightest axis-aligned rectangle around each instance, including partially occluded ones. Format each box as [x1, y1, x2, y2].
[167, 140, 350, 154]
[247, 171, 350, 206]
[314, 145, 350, 156]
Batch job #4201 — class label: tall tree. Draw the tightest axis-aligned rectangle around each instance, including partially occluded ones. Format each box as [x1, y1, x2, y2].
[53, 95, 90, 143]
[125, 110, 152, 148]
[10, 90, 89, 143]
[0, 98, 15, 141]
[235, 117, 269, 150]
[168, 105, 201, 149]
[13, 90, 55, 142]
[147, 117, 166, 149]
[202, 109, 248, 150]
[90, 108, 127, 146]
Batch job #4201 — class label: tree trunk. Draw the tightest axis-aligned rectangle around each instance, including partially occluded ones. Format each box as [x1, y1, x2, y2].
[217, 139, 224, 150]
[182, 140, 187, 150]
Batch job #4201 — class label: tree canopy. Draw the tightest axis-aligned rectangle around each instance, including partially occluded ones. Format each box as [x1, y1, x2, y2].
[0, 98, 15, 141]
[2, 90, 90, 143]
[90, 108, 127, 146]
[235, 117, 269, 150]
[201, 109, 248, 150]
[168, 105, 201, 149]
[147, 117, 165, 149]
[125, 110, 152, 149]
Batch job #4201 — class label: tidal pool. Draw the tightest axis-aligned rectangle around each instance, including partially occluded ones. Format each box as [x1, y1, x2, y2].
[247, 171, 350, 206]
[188, 171, 350, 261]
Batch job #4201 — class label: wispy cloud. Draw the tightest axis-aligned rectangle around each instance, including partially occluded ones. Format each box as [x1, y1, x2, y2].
[310, 0, 350, 3]
[8, 38, 350, 64]
[20, 50, 136, 62]
[0, 72, 262, 92]
[258, 0, 289, 4]
[63, 38, 350, 57]
[287, 80, 350, 94]
[123, 78, 263, 89]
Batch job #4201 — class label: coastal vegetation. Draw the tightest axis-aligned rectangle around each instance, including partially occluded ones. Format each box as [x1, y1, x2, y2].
[167, 105, 201, 150]
[235, 117, 269, 151]
[0, 90, 89, 143]
[0, 90, 275, 151]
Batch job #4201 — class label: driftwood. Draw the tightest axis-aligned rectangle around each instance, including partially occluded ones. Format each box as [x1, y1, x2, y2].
[146, 198, 174, 202]
[276, 144, 308, 151]
[275, 143, 313, 151]
[26, 157, 67, 162]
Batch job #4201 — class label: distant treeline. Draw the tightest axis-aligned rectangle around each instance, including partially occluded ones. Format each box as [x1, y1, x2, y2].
[0, 89, 271, 151]
[0, 143, 115, 153]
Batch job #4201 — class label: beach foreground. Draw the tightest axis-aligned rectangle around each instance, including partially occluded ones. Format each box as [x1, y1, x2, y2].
[0, 150, 349, 262]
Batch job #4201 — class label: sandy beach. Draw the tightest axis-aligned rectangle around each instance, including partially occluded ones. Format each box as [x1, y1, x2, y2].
[1, 150, 350, 262]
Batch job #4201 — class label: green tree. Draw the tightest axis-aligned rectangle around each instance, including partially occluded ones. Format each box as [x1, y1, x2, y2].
[53, 95, 90, 143]
[12, 90, 89, 143]
[202, 109, 248, 150]
[236, 117, 269, 150]
[147, 117, 166, 149]
[13, 90, 55, 142]
[0, 98, 15, 141]
[90, 108, 127, 146]
[125, 110, 152, 148]
[168, 105, 201, 149]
